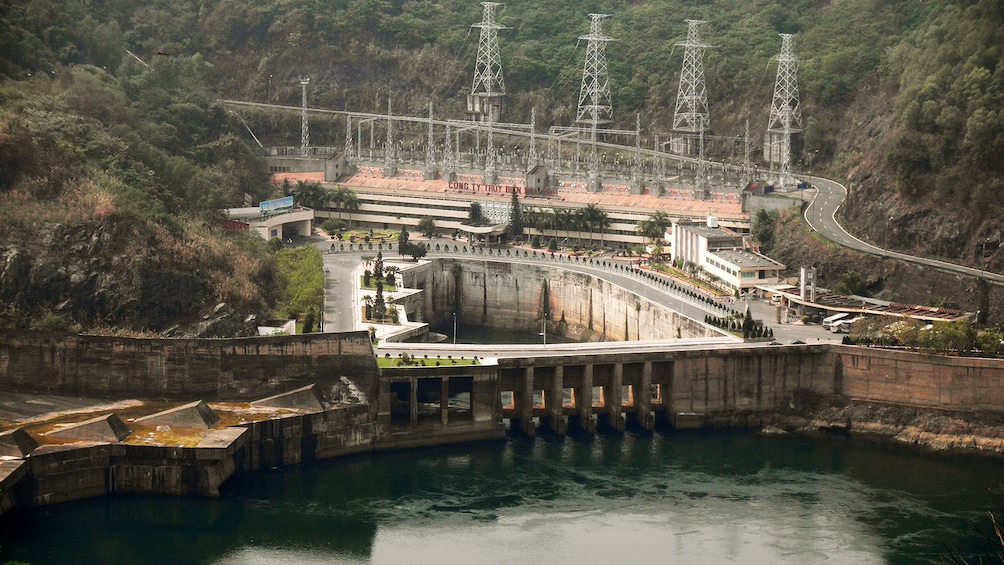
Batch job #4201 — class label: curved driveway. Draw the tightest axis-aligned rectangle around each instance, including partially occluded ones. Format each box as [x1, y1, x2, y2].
[805, 177, 1004, 285]
[317, 239, 840, 358]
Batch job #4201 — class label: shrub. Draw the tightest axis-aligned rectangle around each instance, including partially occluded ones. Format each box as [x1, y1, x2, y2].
[321, 219, 344, 233]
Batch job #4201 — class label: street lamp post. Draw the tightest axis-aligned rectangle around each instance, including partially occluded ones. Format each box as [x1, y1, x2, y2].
[541, 310, 547, 346]
[542, 313, 550, 349]
[453, 311, 457, 346]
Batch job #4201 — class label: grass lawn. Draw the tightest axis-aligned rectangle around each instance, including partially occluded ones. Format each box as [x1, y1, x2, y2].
[649, 263, 728, 295]
[377, 354, 481, 368]
[359, 275, 397, 291]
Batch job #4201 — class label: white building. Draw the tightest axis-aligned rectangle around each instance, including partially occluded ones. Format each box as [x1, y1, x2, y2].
[671, 219, 785, 293]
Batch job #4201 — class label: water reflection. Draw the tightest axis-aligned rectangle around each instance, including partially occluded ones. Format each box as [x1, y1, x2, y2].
[1, 432, 1001, 564]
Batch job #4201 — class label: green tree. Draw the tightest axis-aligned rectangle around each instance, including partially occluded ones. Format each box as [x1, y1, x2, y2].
[467, 201, 483, 225]
[636, 211, 670, 244]
[834, 271, 867, 296]
[507, 190, 523, 240]
[751, 209, 778, 255]
[524, 206, 543, 239]
[581, 203, 608, 248]
[292, 181, 326, 209]
[398, 225, 410, 256]
[402, 241, 427, 261]
[274, 246, 324, 319]
[373, 280, 386, 321]
[302, 308, 316, 333]
[330, 186, 359, 226]
[417, 216, 437, 238]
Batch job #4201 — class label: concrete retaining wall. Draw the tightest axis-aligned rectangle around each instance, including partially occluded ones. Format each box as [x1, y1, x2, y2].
[410, 259, 717, 341]
[1, 403, 382, 516]
[239, 404, 377, 470]
[833, 345, 1004, 412]
[668, 345, 835, 416]
[0, 330, 378, 401]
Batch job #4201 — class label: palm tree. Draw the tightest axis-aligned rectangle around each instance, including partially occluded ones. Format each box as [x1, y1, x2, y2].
[555, 208, 573, 244]
[650, 211, 671, 240]
[524, 206, 543, 239]
[542, 208, 558, 243]
[581, 203, 604, 247]
[636, 211, 671, 244]
[332, 186, 359, 228]
[293, 181, 326, 209]
[595, 209, 611, 249]
[567, 209, 585, 246]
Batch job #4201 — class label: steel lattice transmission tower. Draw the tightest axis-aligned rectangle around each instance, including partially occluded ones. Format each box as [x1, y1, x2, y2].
[671, 20, 710, 155]
[764, 33, 802, 190]
[576, 13, 615, 191]
[300, 78, 310, 157]
[576, 13, 614, 128]
[467, 2, 509, 123]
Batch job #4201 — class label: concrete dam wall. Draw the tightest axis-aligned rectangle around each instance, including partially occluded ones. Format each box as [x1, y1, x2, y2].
[407, 259, 719, 341]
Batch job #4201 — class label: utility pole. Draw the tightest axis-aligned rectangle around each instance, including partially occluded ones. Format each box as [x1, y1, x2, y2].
[743, 119, 750, 188]
[485, 105, 497, 185]
[527, 107, 539, 173]
[443, 122, 456, 181]
[383, 97, 396, 177]
[631, 113, 642, 193]
[696, 116, 708, 199]
[300, 77, 310, 157]
[425, 101, 436, 180]
[344, 114, 353, 166]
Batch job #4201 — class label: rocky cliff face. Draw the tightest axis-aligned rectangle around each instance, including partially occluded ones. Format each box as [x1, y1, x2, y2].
[0, 220, 261, 337]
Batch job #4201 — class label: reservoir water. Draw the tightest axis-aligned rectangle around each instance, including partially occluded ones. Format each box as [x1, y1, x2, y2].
[1, 430, 1001, 564]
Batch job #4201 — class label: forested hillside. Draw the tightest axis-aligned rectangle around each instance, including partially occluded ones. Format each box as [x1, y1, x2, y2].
[0, 0, 1001, 331]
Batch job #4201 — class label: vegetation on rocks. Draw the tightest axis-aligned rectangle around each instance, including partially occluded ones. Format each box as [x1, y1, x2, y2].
[273, 245, 324, 326]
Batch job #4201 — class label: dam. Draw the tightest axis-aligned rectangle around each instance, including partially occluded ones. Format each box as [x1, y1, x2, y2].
[2, 256, 1003, 516]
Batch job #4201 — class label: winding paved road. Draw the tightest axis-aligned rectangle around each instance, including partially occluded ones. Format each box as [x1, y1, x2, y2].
[805, 177, 1004, 285]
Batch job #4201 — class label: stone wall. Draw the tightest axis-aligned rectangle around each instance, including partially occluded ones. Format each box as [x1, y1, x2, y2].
[410, 259, 718, 341]
[0, 330, 378, 401]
